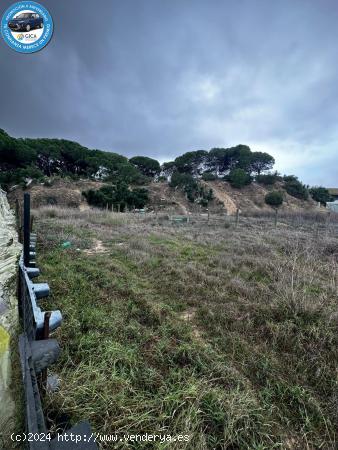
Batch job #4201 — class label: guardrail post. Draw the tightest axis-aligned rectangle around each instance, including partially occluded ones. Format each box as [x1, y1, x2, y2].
[23, 193, 30, 267]
[41, 312, 51, 394]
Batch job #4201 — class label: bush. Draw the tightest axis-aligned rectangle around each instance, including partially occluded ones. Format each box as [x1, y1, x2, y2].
[199, 198, 209, 207]
[202, 172, 217, 181]
[170, 172, 213, 205]
[265, 191, 283, 208]
[170, 172, 196, 189]
[309, 186, 332, 205]
[284, 176, 308, 200]
[256, 173, 278, 185]
[170, 172, 198, 202]
[0, 165, 44, 190]
[227, 168, 252, 188]
[83, 183, 149, 211]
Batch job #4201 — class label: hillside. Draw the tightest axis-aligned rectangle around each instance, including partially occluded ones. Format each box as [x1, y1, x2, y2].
[8, 177, 319, 216]
[203, 180, 318, 213]
[7, 178, 104, 209]
[147, 180, 318, 214]
[1, 128, 330, 214]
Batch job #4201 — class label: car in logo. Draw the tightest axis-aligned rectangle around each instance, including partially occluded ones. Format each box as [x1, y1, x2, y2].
[8, 12, 43, 32]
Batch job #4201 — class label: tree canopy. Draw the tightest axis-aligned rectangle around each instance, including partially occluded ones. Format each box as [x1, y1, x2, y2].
[129, 156, 161, 178]
[249, 152, 275, 175]
[161, 145, 276, 185]
[0, 129, 278, 191]
[265, 191, 284, 208]
[0, 130, 146, 188]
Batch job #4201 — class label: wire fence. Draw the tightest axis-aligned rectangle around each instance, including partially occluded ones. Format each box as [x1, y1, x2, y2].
[142, 208, 338, 234]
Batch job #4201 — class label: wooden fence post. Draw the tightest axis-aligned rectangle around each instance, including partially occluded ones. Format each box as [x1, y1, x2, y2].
[274, 208, 278, 227]
[235, 208, 240, 228]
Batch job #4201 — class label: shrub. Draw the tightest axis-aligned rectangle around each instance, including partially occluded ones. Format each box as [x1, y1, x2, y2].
[309, 186, 332, 205]
[170, 172, 213, 205]
[256, 173, 278, 185]
[170, 172, 198, 202]
[0, 165, 44, 190]
[170, 172, 196, 189]
[265, 191, 283, 208]
[202, 172, 217, 181]
[227, 168, 252, 188]
[284, 176, 308, 200]
[83, 183, 149, 210]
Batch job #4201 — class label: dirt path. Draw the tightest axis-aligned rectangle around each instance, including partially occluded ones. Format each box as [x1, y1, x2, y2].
[203, 181, 238, 214]
[83, 239, 108, 255]
[180, 307, 205, 344]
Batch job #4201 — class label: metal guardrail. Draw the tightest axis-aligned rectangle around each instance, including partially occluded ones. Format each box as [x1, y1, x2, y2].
[18, 193, 98, 449]
[19, 258, 62, 341]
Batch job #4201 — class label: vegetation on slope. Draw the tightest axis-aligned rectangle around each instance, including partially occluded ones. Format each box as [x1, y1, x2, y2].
[0, 129, 332, 209]
[83, 183, 149, 211]
[0, 129, 145, 189]
[35, 208, 338, 449]
[265, 191, 284, 209]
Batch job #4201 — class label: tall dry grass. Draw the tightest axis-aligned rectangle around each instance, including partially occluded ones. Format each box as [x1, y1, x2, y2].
[32, 206, 338, 449]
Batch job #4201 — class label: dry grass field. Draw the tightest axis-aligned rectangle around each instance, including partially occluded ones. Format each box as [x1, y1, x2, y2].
[33, 208, 338, 449]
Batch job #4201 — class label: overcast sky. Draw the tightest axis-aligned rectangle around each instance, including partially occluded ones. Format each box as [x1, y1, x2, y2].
[0, 0, 337, 185]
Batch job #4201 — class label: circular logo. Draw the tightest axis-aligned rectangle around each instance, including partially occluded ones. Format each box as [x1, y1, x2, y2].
[1, 1, 53, 53]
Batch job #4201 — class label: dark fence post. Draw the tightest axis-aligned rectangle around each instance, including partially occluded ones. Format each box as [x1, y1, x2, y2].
[23, 193, 30, 267]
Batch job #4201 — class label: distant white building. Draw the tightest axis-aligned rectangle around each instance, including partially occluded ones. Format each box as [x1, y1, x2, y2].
[327, 201, 338, 213]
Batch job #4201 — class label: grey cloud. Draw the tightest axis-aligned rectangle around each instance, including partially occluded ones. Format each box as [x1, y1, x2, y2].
[0, 0, 337, 185]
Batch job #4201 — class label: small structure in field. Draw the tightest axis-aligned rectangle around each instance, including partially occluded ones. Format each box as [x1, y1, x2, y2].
[327, 201, 338, 213]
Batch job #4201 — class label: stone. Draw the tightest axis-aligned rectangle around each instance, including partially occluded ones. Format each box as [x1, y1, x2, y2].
[0, 188, 21, 435]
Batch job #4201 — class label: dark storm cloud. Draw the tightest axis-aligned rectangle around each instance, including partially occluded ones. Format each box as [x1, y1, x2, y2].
[0, 0, 337, 185]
